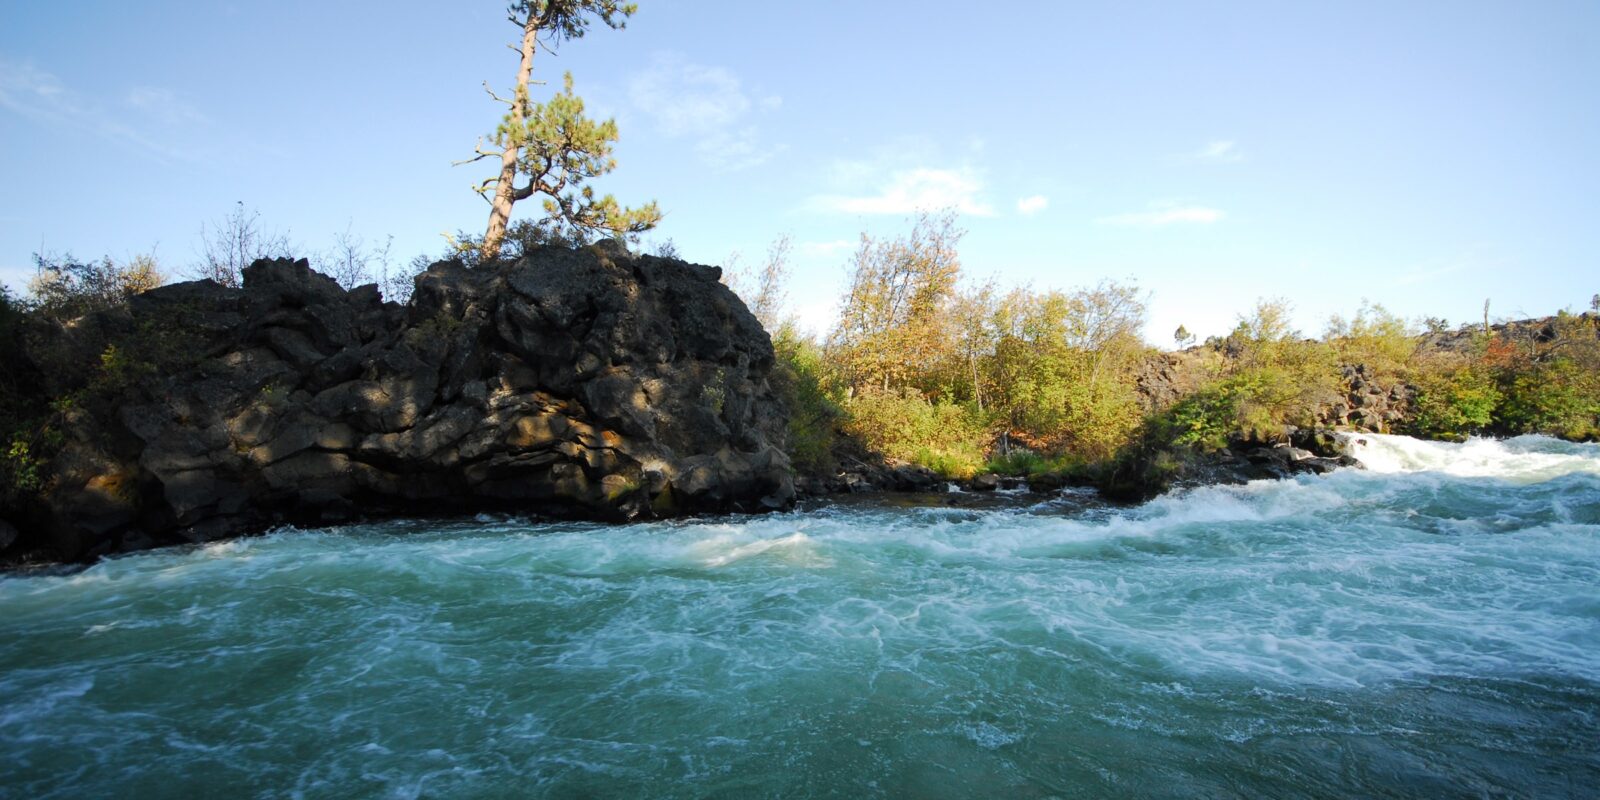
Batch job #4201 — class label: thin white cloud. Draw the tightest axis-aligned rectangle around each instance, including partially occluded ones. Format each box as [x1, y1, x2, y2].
[1394, 262, 1468, 287]
[800, 239, 853, 257]
[0, 61, 70, 123]
[699, 126, 788, 172]
[1016, 195, 1049, 216]
[1096, 204, 1225, 226]
[0, 60, 206, 164]
[810, 167, 996, 217]
[1193, 140, 1243, 162]
[630, 55, 748, 136]
[125, 86, 209, 126]
[628, 53, 781, 170]
[1390, 246, 1501, 290]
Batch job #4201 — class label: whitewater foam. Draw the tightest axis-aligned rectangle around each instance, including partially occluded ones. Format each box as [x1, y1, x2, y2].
[1345, 432, 1600, 481]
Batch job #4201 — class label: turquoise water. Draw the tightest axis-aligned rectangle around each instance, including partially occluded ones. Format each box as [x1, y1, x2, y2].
[2, 434, 1598, 798]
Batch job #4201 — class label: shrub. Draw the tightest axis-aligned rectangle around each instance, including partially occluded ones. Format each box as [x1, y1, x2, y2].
[1497, 359, 1600, 440]
[1229, 363, 1335, 438]
[1494, 312, 1600, 439]
[984, 448, 1051, 476]
[195, 202, 293, 287]
[913, 447, 986, 480]
[28, 252, 163, 321]
[770, 325, 841, 475]
[1163, 382, 1240, 452]
[1324, 301, 1416, 378]
[1205, 299, 1342, 439]
[841, 388, 992, 478]
[984, 448, 1083, 478]
[1409, 366, 1500, 438]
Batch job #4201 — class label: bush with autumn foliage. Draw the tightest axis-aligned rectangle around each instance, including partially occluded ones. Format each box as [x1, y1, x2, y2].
[731, 211, 1599, 485]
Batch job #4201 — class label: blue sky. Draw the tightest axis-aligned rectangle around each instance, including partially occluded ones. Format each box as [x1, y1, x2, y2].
[3, 0, 1596, 343]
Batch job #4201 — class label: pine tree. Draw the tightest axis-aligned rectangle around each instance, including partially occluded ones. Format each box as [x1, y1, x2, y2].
[460, 1, 660, 260]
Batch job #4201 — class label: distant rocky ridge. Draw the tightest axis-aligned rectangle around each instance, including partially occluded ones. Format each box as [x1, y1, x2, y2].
[11, 243, 793, 561]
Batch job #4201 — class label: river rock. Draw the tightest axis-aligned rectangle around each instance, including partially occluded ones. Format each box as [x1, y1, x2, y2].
[970, 473, 1002, 492]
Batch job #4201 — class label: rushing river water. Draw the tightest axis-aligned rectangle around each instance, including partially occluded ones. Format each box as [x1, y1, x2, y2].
[2, 434, 1598, 798]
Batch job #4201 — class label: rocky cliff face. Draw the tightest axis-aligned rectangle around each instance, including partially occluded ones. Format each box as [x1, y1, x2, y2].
[21, 242, 794, 560]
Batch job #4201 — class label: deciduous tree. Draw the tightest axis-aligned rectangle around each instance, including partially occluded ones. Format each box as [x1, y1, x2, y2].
[829, 211, 964, 393]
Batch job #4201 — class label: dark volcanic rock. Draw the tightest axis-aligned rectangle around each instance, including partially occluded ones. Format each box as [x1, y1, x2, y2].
[797, 455, 942, 496]
[23, 245, 794, 560]
[1101, 425, 1366, 503]
[1317, 364, 1414, 433]
[969, 474, 1001, 492]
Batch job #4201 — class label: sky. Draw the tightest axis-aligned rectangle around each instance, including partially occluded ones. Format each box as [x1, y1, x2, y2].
[3, 0, 1597, 344]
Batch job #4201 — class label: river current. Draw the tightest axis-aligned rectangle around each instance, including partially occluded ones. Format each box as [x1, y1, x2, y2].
[2, 434, 1597, 798]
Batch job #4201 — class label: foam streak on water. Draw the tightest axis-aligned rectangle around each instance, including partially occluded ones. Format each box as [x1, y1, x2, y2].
[2, 435, 1598, 798]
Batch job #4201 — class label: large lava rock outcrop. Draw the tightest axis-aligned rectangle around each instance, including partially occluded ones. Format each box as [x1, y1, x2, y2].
[33, 242, 793, 559]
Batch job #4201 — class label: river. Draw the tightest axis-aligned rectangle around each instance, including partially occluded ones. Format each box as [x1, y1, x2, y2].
[2, 434, 1597, 797]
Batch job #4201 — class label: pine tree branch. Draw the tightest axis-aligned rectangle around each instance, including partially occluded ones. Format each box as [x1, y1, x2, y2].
[452, 138, 506, 166]
[452, 153, 500, 166]
[481, 81, 515, 106]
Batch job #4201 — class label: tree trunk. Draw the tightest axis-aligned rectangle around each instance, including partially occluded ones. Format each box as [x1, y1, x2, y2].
[970, 351, 983, 412]
[482, 14, 541, 261]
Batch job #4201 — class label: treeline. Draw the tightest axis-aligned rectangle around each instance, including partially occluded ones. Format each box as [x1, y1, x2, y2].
[741, 211, 1600, 484]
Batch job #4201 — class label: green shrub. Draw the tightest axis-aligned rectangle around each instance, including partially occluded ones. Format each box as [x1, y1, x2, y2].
[1163, 383, 1240, 452]
[913, 446, 987, 480]
[984, 448, 1050, 476]
[1229, 364, 1334, 438]
[1409, 367, 1500, 438]
[841, 388, 992, 478]
[984, 448, 1083, 479]
[770, 325, 841, 475]
[1487, 313, 1600, 440]
[1324, 301, 1416, 378]
[1155, 361, 1335, 452]
[1497, 359, 1600, 440]
[1206, 299, 1342, 439]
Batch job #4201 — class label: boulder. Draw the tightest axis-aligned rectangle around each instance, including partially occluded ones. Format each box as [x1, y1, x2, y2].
[970, 473, 1002, 492]
[888, 463, 940, 492]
